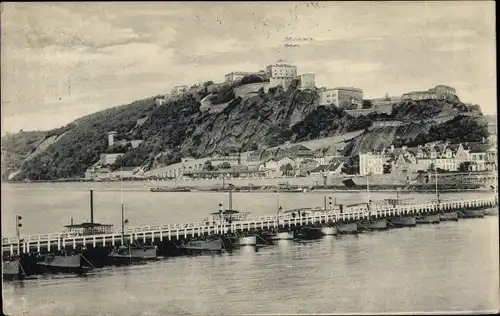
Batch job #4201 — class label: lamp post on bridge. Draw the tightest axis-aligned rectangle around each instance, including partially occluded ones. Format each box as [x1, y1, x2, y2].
[218, 203, 224, 234]
[15, 215, 22, 256]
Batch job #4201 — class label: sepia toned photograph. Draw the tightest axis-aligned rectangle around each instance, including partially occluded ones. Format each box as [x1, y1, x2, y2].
[1, 2, 498, 315]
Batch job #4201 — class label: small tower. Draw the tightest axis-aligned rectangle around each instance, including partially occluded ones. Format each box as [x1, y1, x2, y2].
[108, 131, 117, 147]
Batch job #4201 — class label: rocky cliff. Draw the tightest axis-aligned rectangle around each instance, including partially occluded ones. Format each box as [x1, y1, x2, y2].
[1, 80, 489, 181]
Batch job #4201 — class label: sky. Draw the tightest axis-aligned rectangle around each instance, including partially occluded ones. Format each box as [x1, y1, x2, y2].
[1, 2, 497, 135]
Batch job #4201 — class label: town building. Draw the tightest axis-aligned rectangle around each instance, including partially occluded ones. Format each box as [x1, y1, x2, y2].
[99, 153, 124, 166]
[465, 142, 497, 172]
[84, 166, 111, 180]
[260, 157, 297, 178]
[318, 88, 337, 106]
[334, 87, 364, 109]
[309, 157, 345, 176]
[269, 78, 294, 90]
[371, 94, 402, 106]
[296, 73, 315, 90]
[434, 85, 457, 99]
[224, 71, 265, 83]
[386, 148, 418, 181]
[297, 158, 320, 175]
[401, 91, 437, 101]
[385, 141, 496, 173]
[265, 62, 297, 79]
[318, 87, 364, 109]
[401, 85, 457, 101]
[359, 152, 385, 176]
[171, 85, 188, 96]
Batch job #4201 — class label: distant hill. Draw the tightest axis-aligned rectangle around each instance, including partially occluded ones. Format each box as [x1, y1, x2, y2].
[1, 78, 490, 181]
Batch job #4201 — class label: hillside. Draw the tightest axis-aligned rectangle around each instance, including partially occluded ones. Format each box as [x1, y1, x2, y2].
[1, 79, 489, 181]
[1, 130, 48, 180]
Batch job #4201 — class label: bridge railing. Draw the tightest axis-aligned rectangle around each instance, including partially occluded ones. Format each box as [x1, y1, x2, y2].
[2, 195, 497, 246]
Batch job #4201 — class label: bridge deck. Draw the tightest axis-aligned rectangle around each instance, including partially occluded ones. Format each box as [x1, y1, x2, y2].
[2, 195, 497, 256]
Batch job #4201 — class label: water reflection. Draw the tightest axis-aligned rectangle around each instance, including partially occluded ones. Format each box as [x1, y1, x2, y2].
[2, 216, 498, 315]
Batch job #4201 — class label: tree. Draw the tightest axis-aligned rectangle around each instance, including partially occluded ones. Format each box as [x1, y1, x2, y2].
[203, 160, 216, 171]
[383, 162, 392, 174]
[458, 161, 473, 172]
[280, 163, 294, 176]
[341, 154, 359, 175]
[240, 75, 264, 85]
[362, 100, 373, 109]
[218, 162, 231, 169]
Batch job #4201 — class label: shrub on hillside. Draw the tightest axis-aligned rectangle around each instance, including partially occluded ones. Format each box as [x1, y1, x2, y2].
[239, 75, 264, 85]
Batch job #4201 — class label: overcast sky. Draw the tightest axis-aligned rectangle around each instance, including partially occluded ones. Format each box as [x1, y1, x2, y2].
[1, 2, 496, 135]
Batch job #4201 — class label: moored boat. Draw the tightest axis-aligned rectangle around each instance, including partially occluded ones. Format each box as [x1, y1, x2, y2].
[416, 214, 440, 224]
[295, 227, 324, 240]
[131, 245, 157, 259]
[459, 209, 484, 218]
[238, 235, 257, 246]
[2, 259, 24, 281]
[36, 253, 91, 275]
[439, 211, 459, 221]
[389, 216, 417, 227]
[483, 207, 499, 216]
[183, 238, 224, 252]
[266, 231, 294, 240]
[150, 187, 193, 193]
[359, 219, 387, 231]
[320, 226, 337, 235]
[336, 222, 358, 234]
[109, 244, 158, 264]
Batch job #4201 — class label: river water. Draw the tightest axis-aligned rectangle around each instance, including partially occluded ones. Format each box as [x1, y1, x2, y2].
[2, 182, 499, 315]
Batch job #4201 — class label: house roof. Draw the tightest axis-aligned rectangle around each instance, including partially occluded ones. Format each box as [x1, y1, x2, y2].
[311, 159, 345, 172]
[119, 167, 138, 172]
[466, 142, 491, 153]
[301, 158, 317, 163]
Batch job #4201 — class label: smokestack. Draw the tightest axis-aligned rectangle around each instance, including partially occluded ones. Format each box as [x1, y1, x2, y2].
[90, 190, 94, 228]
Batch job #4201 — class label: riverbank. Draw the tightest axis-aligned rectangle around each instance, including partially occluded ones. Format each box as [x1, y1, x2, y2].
[149, 184, 491, 193]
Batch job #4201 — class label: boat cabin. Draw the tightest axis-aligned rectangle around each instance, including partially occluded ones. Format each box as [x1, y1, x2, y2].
[204, 210, 251, 224]
[284, 208, 312, 217]
[64, 222, 114, 236]
[381, 198, 415, 206]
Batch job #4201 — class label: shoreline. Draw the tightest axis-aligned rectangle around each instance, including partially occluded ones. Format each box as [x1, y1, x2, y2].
[2, 180, 492, 194]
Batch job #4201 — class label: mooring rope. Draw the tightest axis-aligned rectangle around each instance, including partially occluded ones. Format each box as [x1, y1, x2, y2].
[79, 253, 96, 269]
[256, 235, 271, 245]
[16, 258, 26, 276]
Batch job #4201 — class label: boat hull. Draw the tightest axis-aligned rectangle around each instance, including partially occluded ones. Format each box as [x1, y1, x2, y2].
[238, 236, 257, 246]
[320, 226, 337, 235]
[108, 246, 157, 264]
[360, 219, 387, 230]
[439, 211, 459, 221]
[2, 260, 23, 280]
[459, 209, 484, 218]
[296, 227, 324, 240]
[269, 231, 294, 240]
[184, 239, 223, 252]
[484, 207, 499, 216]
[36, 254, 90, 274]
[389, 216, 417, 227]
[336, 222, 358, 234]
[130, 247, 157, 259]
[416, 214, 440, 224]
